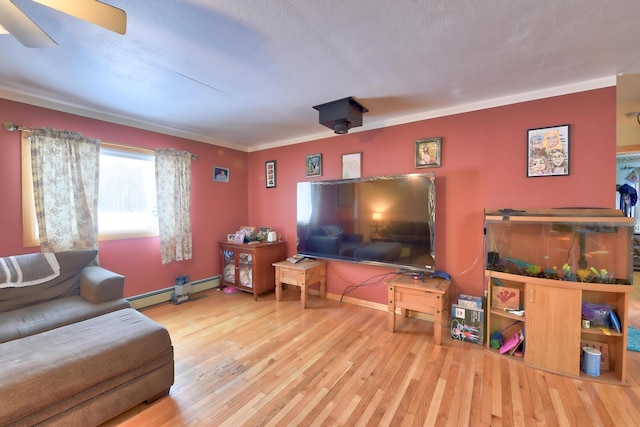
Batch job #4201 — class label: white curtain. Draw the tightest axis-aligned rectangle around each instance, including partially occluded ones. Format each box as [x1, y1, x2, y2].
[155, 148, 193, 264]
[29, 128, 100, 252]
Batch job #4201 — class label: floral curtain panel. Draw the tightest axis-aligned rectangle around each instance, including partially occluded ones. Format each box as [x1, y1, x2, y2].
[155, 148, 193, 264]
[29, 128, 100, 252]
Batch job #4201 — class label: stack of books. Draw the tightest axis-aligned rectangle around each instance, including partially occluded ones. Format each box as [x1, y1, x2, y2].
[451, 293, 485, 346]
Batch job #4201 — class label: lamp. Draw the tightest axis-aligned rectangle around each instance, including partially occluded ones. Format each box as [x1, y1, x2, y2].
[313, 97, 368, 134]
[371, 212, 382, 236]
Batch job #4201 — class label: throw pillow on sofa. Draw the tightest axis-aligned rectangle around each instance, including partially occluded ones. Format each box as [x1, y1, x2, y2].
[0, 250, 98, 313]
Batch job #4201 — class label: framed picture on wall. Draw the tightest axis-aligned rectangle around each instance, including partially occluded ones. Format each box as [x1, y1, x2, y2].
[213, 166, 229, 182]
[306, 153, 322, 177]
[265, 160, 276, 188]
[415, 137, 441, 168]
[527, 124, 569, 177]
[341, 152, 362, 179]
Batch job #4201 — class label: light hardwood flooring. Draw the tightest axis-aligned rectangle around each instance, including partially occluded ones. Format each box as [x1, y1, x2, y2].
[104, 280, 640, 427]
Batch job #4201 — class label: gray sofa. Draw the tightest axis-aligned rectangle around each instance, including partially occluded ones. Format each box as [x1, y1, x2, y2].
[0, 250, 174, 426]
[305, 224, 365, 258]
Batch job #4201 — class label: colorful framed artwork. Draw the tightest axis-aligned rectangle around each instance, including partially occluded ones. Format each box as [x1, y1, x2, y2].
[527, 124, 569, 177]
[306, 153, 322, 177]
[213, 166, 229, 182]
[240, 226, 255, 234]
[341, 152, 362, 179]
[265, 160, 276, 188]
[415, 137, 441, 168]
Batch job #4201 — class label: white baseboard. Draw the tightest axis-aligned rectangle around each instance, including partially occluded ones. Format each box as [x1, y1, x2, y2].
[325, 291, 388, 312]
[127, 276, 220, 309]
[129, 279, 426, 318]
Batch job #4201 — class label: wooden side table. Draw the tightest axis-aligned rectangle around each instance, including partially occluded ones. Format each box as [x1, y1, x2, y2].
[387, 275, 451, 345]
[273, 259, 327, 308]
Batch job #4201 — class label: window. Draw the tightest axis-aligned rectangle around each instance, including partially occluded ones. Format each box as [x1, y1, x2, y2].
[98, 143, 159, 240]
[21, 136, 159, 246]
[296, 182, 312, 224]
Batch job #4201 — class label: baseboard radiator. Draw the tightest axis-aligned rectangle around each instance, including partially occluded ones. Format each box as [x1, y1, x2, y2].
[127, 276, 220, 309]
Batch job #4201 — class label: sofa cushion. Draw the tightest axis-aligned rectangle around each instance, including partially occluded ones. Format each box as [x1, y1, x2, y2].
[0, 308, 173, 427]
[0, 295, 130, 344]
[0, 250, 98, 313]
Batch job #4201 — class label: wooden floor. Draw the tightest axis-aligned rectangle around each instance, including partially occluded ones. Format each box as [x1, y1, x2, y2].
[103, 282, 640, 427]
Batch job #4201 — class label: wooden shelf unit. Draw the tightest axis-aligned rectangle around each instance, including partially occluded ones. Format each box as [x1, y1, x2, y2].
[486, 271, 631, 384]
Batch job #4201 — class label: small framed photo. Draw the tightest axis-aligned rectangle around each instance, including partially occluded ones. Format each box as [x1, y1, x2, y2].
[342, 152, 362, 179]
[233, 231, 245, 243]
[527, 124, 569, 177]
[227, 233, 236, 242]
[415, 137, 441, 168]
[265, 160, 276, 188]
[306, 153, 322, 177]
[213, 166, 229, 182]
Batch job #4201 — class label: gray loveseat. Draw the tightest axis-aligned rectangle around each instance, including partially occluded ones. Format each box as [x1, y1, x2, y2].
[0, 250, 174, 426]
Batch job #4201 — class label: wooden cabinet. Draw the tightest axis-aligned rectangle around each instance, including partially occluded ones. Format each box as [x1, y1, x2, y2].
[524, 282, 581, 376]
[484, 208, 635, 384]
[486, 272, 631, 383]
[219, 241, 286, 300]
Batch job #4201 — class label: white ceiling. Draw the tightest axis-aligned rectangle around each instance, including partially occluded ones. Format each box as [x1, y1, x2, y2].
[1, 0, 640, 152]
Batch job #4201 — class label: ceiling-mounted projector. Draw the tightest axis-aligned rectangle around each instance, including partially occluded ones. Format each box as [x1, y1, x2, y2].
[313, 97, 368, 134]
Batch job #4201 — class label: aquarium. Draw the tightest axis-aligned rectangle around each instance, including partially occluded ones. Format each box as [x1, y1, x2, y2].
[485, 208, 634, 285]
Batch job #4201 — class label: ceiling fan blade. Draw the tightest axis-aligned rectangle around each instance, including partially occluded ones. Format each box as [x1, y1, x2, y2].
[0, 1, 57, 47]
[33, 0, 126, 35]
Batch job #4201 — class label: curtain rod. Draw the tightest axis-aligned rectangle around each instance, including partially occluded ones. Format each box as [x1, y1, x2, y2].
[2, 121, 44, 132]
[2, 121, 197, 160]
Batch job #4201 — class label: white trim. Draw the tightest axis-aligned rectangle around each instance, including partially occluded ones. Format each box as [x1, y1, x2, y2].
[0, 76, 616, 154]
[250, 76, 616, 152]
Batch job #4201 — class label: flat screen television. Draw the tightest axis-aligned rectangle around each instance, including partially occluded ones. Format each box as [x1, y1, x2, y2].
[296, 173, 436, 272]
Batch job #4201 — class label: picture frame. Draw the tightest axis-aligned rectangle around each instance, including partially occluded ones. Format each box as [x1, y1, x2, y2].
[341, 152, 362, 179]
[527, 124, 570, 177]
[213, 166, 229, 182]
[415, 137, 441, 168]
[233, 231, 245, 243]
[258, 226, 271, 241]
[306, 153, 322, 177]
[227, 233, 236, 242]
[265, 160, 276, 188]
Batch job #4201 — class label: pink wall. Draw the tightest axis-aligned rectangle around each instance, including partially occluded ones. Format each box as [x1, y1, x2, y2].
[0, 88, 616, 303]
[248, 88, 617, 304]
[0, 99, 248, 297]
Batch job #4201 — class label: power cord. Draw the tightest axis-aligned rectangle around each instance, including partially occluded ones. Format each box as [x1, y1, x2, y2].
[339, 271, 400, 302]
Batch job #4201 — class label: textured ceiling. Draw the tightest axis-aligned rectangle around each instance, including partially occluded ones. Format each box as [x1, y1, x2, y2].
[1, 0, 640, 152]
